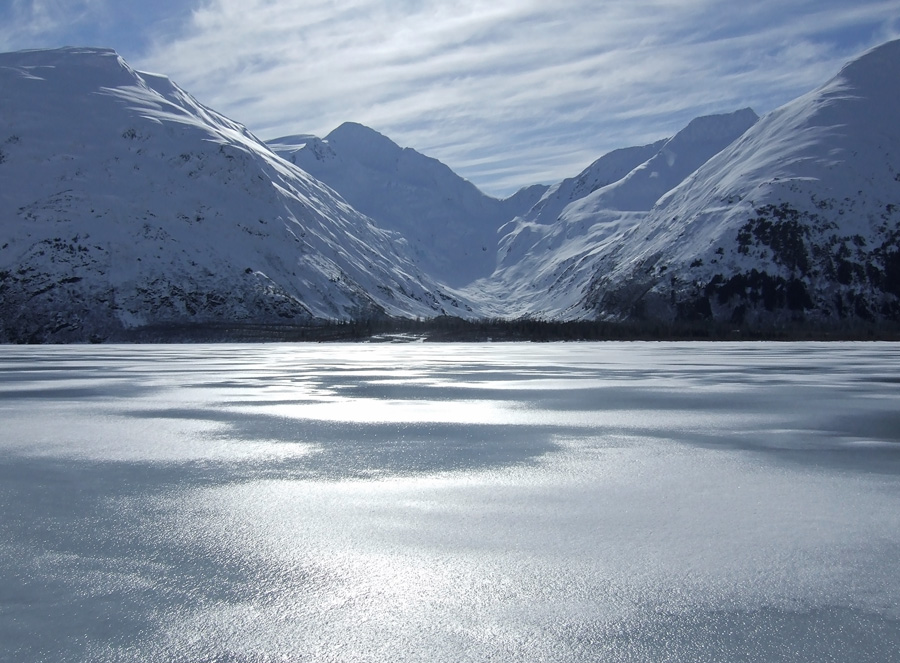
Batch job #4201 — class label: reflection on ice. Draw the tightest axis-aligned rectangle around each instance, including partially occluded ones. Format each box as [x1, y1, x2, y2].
[1, 342, 899, 661]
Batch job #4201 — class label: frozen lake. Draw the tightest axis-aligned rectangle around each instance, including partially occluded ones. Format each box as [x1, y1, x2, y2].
[1, 342, 899, 662]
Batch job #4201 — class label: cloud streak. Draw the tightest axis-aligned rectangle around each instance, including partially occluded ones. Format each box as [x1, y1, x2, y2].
[0, 1, 196, 57]
[4, 1, 899, 195]
[0, 0, 99, 46]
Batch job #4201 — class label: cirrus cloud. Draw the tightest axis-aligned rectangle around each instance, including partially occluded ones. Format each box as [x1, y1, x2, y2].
[3, 0, 899, 195]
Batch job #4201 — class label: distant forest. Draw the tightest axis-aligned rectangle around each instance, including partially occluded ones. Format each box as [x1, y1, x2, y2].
[119, 315, 900, 343]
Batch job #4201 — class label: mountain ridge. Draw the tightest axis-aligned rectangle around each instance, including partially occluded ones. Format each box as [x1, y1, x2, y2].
[0, 47, 464, 342]
[579, 39, 900, 326]
[1, 41, 899, 340]
[470, 107, 761, 320]
[267, 122, 546, 286]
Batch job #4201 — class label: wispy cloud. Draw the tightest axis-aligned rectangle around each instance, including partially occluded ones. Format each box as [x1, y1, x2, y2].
[0, 0, 100, 47]
[0, 1, 196, 57]
[4, 1, 899, 195]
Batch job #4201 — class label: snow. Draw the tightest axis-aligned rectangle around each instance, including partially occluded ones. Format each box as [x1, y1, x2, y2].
[268, 123, 545, 287]
[576, 108, 758, 213]
[575, 39, 900, 324]
[466, 42, 900, 324]
[2, 41, 899, 334]
[0, 47, 463, 342]
[468, 109, 759, 319]
[515, 139, 667, 227]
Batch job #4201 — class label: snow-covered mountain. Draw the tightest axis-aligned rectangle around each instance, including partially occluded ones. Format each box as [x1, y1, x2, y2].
[572, 109, 759, 214]
[0, 48, 464, 342]
[576, 39, 900, 328]
[520, 139, 668, 227]
[1, 41, 898, 340]
[268, 124, 546, 286]
[472, 108, 760, 318]
[464, 41, 900, 329]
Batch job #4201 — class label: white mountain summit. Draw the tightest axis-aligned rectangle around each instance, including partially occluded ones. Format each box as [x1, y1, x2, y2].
[468, 108, 760, 319]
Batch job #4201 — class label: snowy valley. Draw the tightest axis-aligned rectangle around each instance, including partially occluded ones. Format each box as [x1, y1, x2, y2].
[1, 41, 899, 341]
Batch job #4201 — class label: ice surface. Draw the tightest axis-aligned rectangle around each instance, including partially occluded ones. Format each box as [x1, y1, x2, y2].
[1, 342, 899, 661]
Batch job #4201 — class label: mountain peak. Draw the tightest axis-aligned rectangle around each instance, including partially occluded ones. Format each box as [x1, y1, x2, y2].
[267, 122, 523, 286]
[567, 107, 758, 213]
[0, 46, 142, 91]
[325, 122, 402, 157]
[835, 38, 900, 85]
[674, 108, 759, 145]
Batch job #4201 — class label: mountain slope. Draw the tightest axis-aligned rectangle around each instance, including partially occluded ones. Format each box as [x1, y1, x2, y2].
[580, 39, 900, 327]
[2, 41, 899, 340]
[519, 139, 667, 227]
[0, 48, 461, 342]
[475, 109, 760, 318]
[268, 123, 546, 287]
[571, 108, 759, 214]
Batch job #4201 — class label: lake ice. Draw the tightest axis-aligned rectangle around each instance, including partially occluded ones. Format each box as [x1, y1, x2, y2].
[1, 342, 899, 662]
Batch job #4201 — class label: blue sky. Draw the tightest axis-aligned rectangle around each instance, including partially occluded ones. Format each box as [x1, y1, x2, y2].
[2, 1, 899, 196]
